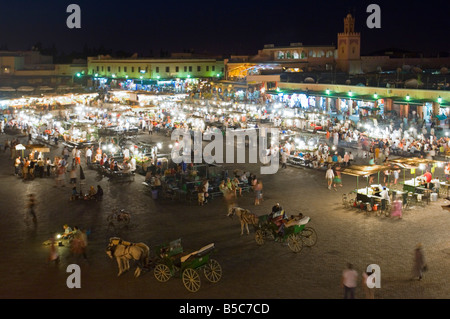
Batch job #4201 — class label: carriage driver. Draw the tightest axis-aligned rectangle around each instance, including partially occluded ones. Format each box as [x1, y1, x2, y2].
[269, 203, 286, 223]
[272, 203, 283, 214]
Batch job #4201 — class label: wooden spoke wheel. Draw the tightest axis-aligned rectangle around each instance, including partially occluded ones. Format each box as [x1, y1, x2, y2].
[255, 230, 264, 245]
[264, 229, 275, 241]
[301, 227, 318, 247]
[154, 264, 171, 282]
[287, 234, 303, 253]
[203, 259, 222, 283]
[182, 268, 201, 292]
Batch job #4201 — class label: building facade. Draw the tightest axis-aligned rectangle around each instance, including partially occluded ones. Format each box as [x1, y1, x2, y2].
[87, 56, 225, 80]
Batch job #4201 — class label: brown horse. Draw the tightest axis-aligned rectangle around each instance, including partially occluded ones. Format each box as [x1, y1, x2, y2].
[227, 207, 259, 235]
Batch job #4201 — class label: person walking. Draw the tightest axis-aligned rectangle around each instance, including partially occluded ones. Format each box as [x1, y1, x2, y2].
[341, 263, 358, 299]
[75, 147, 81, 166]
[343, 152, 350, 166]
[325, 165, 334, 190]
[412, 243, 427, 280]
[85, 146, 92, 165]
[281, 149, 288, 169]
[362, 267, 375, 299]
[333, 166, 343, 190]
[390, 195, 403, 219]
[253, 180, 263, 205]
[27, 193, 37, 223]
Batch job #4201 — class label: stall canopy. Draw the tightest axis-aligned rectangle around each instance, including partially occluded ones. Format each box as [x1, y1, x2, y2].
[386, 157, 438, 169]
[342, 164, 392, 189]
[25, 144, 50, 153]
[341, 165, 391, 177]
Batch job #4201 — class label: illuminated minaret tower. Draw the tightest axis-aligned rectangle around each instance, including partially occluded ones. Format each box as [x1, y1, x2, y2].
[336, 13, 361, 74]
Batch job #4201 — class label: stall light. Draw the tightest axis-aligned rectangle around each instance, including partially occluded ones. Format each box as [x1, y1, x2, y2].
[94, 73, 99, 77]
[438, 96, 442, 104]
[406, 94, 410, 101]
[169, 144, 173, 149]
[326, 89, 330, 95]
[112, 74, 116, 78]
[348, 90, 352, 97]
[157, 143, 162, 149]
[373, 93, 378, 99]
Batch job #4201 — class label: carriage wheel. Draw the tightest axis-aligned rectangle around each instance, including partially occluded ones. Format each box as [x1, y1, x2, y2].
[255, 230, 264, 246]
[301, 227, 317, 247]
[123, 214, 131, 225]
[154, 264, 172, 282]
[287, 234, 303, 253]
[182, 268, 201, 292]
[264, 230, 275, 241]
[204, 259, 222, 283]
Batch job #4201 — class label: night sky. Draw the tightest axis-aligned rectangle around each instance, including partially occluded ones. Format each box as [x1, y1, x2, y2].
[0, 0, 448, 57]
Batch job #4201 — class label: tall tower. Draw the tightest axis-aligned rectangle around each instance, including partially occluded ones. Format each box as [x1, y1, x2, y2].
[336, 13, 361, 74]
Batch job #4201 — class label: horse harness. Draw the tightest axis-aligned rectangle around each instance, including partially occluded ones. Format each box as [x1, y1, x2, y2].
[108, 238, 138, 256]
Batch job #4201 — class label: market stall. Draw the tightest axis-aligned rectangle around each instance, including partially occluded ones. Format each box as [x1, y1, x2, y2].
[387, 158, 441, 194]
[342, 164, 392, 209]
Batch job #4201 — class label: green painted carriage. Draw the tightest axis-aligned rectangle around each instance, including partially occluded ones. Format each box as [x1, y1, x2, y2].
[152, 238, 222, 292]
[254, 211, 317, 253]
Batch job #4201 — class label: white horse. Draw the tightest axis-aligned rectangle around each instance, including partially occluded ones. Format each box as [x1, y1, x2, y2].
[106, 237, 150, 278]
[227, 206, 259, 235]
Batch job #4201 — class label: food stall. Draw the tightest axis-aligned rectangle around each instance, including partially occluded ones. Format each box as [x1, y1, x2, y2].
[342, 165, 392, 209]
[387, 158, 441, 195]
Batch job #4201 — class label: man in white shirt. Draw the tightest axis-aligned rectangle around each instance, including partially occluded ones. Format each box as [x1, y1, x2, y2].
[325, 166, 334, 190]
[130, 157, 136, 172]
[85, 147, 92, 165]
[341, 263, 358, 299]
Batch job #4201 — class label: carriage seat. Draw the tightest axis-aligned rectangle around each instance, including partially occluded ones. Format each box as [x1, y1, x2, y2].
[180, 243, 215, 263]
[285, 216, 310, 228]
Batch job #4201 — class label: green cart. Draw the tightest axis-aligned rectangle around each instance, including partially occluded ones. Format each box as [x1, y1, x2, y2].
[153, 238, 222, 292]
[254, 212, 317, 253]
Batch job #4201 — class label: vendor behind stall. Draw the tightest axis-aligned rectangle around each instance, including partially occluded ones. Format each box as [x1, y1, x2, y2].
[380, 186, 391, 209]
[421, 170, 433, 188]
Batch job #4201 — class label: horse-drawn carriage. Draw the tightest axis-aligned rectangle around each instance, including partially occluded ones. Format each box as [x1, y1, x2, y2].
[255, 211, 317, 252]
[153, 238, 222, 292]
[106, 237, 222, 292]
[227, 207, 317, 253]
[254, 210, 317, 253]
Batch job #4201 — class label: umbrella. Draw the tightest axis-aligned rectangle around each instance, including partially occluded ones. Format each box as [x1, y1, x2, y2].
[17, 86, 35, 92]
[15, 143, 26, 157]
[0, 86, 16, 92]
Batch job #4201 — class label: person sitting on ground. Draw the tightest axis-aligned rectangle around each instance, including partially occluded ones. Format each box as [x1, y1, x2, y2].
[62, 224, 73, 239]
[232, 177, 242, 197]
[122, 161, 131, 174]
[87, 185, 96, 199]
[94, 185, 103, 200]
